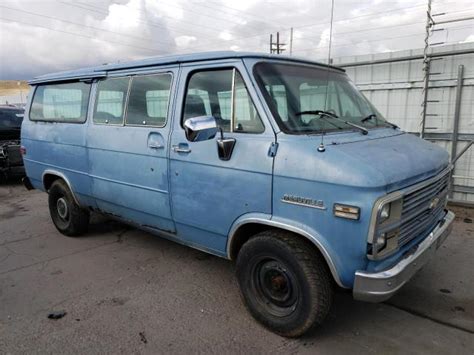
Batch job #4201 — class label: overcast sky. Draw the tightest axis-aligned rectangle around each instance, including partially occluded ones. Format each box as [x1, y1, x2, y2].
[0, 0, 472, 79]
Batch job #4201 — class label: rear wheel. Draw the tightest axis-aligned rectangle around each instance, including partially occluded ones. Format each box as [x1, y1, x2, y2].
[48, 179, 89, 236]
[236, 230, 333, 337]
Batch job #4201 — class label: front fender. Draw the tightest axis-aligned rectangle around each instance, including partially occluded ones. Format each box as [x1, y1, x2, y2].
[227, 213, 347, 288]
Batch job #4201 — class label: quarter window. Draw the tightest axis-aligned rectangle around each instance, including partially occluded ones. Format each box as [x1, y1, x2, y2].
[93, 77, 130, 124]
[183, 69, 264, 133]
[126, 74, 172, 127]
[30, 82, 90, 122]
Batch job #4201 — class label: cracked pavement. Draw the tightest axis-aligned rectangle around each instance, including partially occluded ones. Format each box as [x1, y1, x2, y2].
[0, 179, 473, 354]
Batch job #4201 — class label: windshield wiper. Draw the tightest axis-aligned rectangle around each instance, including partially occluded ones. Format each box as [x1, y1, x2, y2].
[296, 110, 368, 135]
[361, 114, 399, 129]
[295, 110, 344, 130]
[361, 114, 377, 122]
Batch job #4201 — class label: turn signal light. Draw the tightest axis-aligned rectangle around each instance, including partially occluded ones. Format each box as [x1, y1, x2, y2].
[333, 204, 360, 220]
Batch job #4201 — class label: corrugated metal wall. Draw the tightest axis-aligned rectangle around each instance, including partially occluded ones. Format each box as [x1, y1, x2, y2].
[333, 43, 474, 204]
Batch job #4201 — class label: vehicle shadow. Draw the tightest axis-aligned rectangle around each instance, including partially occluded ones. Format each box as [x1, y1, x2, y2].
[84, 216, 365, 335]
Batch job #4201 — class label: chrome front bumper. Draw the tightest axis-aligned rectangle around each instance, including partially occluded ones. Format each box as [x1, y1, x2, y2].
[353, 210, 455, 302]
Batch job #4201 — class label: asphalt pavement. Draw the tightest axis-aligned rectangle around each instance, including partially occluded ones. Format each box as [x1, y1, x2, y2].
[1, 180, 473, 354]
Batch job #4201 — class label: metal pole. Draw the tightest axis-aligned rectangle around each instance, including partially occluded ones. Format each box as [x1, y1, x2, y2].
[270, 34, 273, 53]
[420, 61, 430, 138]
[452, 141, 474, 166]
[451, 64, 464, 163]
[276, 32, 280, 54]
[420, 0, 432, 139]
[449, 65, 465, 198]
[290, 27, 294, 55]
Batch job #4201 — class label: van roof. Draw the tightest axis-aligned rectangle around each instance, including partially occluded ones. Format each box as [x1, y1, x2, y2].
[29, 51, 344, 85]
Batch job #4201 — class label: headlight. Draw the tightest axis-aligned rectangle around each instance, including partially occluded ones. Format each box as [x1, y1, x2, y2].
[377, 199, 402, 226]
[374, 233, 387, 251]
[368, 193, 403, 259]
[379, 203, 390, 221]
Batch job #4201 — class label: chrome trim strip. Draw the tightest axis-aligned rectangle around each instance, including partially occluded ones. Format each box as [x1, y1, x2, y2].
[30, 159, 169, 194]
[227, 216, 346, 288]
[280, 198, 327, 210]
[354, 210, 455, 302]
[42, 169, 81, 206]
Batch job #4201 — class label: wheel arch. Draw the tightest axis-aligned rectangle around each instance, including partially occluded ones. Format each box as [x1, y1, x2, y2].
[227, 216, 346, 288]
[42, 170, 81, 206]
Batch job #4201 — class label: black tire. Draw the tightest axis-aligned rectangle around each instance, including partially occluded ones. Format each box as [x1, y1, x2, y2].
[236, 230, 333, 337]
[48, 179, 89, 236]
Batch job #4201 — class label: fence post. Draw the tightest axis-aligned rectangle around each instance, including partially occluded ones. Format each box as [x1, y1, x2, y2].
[449, 64, 464, 198]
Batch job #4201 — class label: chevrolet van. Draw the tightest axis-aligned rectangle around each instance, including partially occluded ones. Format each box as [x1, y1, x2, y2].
[21, 52, 454, 337]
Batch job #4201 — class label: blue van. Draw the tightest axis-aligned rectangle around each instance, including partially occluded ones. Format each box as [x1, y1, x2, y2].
[21, 52, 454, 337]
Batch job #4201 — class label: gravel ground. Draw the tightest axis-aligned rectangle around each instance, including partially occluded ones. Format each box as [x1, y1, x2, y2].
[1, 179, 473, 354]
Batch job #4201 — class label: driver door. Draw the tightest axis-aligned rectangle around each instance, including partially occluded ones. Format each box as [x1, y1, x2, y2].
[169, 61, 275, 256]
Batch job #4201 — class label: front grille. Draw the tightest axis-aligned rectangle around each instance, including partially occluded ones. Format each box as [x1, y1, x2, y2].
[398, 170, 450, 247]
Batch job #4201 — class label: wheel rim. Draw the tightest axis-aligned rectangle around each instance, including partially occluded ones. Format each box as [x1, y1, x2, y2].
[56, 197, 69, 220]
[252, 258, 299, 317]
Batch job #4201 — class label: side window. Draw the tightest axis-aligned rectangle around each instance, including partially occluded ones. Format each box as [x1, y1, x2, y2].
[30, 82, 90, 122]
[126, 74, 172, 127]
[183, 69, 264, 133]
[93, 77, 130, 124]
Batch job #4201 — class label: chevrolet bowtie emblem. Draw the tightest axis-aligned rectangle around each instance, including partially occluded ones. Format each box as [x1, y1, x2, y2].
[429, 197, 440, 210]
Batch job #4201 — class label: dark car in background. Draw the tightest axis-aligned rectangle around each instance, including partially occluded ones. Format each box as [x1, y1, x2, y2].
[0, 105, 25, 178]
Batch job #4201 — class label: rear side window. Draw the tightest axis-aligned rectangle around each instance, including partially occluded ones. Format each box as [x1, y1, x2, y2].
[93, 77, 130, 124]
[126, 74, 172, 127]
[30, 82, 90, 122]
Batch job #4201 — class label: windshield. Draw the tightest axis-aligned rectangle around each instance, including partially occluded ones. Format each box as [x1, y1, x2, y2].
[253, 62, 390, 134]
[0, 108, 24, 129]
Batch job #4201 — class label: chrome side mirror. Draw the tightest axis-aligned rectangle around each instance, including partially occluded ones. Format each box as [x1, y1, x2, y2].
[184, 116, 218, 142]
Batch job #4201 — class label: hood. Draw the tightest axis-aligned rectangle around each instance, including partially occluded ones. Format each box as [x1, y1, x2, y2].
[275, 128, 449, 192]
[331, 131, 449, 191]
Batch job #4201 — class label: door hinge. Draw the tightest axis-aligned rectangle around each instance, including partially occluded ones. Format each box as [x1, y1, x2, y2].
[268, 142, 279, 157]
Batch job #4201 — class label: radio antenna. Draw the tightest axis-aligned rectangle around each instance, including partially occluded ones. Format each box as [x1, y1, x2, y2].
[327, 0, 335, 65]
[319, 0, 335, 153]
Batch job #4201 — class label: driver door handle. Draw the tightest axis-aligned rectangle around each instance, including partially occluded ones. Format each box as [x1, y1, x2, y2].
[149, 143, 164, 149]
[172, 145, 191, 154]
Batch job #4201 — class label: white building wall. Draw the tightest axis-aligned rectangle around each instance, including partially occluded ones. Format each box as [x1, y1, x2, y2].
[333, 43, 474, 203]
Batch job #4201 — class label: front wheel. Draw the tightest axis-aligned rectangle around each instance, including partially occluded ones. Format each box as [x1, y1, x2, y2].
[48, 179, 89, 236]
[236, 230, 333, 337]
